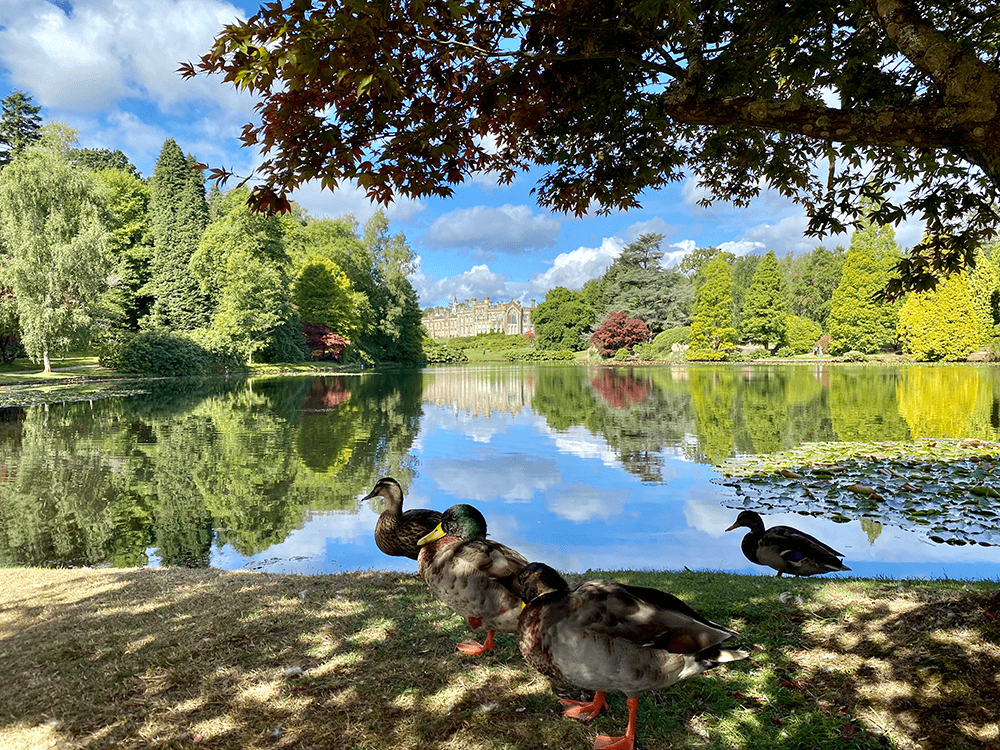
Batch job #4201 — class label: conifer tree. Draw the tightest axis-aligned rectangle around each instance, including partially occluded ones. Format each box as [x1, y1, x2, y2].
[0, 91, 42, 170]
[741, 250, 789, 351]
[687, 254, 736, 360]
[148, 139, 210, 330]
[828, 217, 902, 354]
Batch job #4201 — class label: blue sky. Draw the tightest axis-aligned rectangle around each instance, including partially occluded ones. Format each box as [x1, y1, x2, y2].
[0, 0, 926, 309]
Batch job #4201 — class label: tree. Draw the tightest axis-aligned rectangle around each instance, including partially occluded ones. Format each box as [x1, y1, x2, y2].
[70, 148, 140, 176]
[729, 254, 760, 339]
[829, 217, 903, 354]
[292, 256, 361, 340]
[784, 245, 846, 326]
[532, 287, 595, 351]
[897, 251, 998, 360]
[184, 1, 1000, 294]
[590, 311, 651, 358]
[0, 125, 109, 372]
[599, 233, 692, 332]
[148, 139, 210, 331]
[0, 91, 42, 169]
[741, 250, 790, 351]
[687, 254, 736, 360]
[190, 187, 303, 364]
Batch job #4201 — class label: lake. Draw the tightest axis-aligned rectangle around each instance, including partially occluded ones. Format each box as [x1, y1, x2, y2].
[2, 363, 1000, 581]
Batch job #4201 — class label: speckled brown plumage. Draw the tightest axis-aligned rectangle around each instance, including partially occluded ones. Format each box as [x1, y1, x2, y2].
[516, 562, 749, 750]
[416, 504, 528, 655]
[364, 477, 442, 561]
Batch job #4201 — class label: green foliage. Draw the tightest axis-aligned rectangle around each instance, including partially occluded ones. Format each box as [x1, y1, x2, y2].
[106, 329, 243, 376]
[0, 125, 109, 371]
[730, 254, 760, 339]
[613, 347, 630, 361]
[784, 315, 823, 355]
[651, 326, 691, 350]
[740, 250, 789, 350]
[841, 350, 867, 362]
[532, 287, 595, 351]
[148, 139, 210, 331]
[688, 254, 736, 361]
[783, 245, 846, 326]
[897, 254, 998, 361]
[69, 148, 139, 176]
[423, 342, 468, 364]
[292, 257, 360, 338]
[505, 348, 576, 362]
[828, 218, 902, 354]
[597, 233, 692, 332]
[0, 91, 42, 169]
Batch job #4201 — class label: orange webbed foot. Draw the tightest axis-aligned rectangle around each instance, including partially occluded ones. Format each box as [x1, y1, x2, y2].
[456, 628, 495, 655]
[593, 735, 634, 750]
[559, 691, 608, 722]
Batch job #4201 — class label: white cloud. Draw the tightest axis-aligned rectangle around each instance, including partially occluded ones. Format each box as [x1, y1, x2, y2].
[625, 217, 674, 243]
[546, 484, 627, 522]
[423, 204, 560, 254]
[0, 0, 250, 114]
[528, 237, 623, 294]
[428, 455, 562, 503]
[289, 179, 427, 224]
[411, 263, 526, 309]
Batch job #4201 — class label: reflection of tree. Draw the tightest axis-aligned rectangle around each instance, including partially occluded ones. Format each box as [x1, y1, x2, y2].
[860, 518, 883, 545]
[897, 366, 981, 439]
[0, 403, 154, 566]
[829, 368, 909, 442]
[590, 369, 649, 408]
[534, 366, 693, 482]
[688, 367, 738, 465]
[736, 368, 790, 455]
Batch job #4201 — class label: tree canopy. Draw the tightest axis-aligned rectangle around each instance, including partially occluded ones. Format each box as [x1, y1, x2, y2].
[184, 0, 1000, 295]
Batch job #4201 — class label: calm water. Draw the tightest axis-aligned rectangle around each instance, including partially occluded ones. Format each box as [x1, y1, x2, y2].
[2, 364, 1000, 580]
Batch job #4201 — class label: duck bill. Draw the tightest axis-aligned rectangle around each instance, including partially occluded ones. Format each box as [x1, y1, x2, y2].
[417, 523, 446, 546]
[724, 521, 740, 532]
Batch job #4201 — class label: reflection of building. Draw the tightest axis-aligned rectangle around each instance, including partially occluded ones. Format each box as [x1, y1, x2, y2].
[423, 369, 536, 417]
[422, 297, 535, 339]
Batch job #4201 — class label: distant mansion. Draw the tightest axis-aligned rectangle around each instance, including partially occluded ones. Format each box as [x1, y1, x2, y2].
[423, 297, 536, 339]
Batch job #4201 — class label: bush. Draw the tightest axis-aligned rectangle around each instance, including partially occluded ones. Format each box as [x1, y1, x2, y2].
[632, 343, 657, 361]
[424, 343, 468, 364]
[107, 330, 244, 376]
[651, 326, 691, 352]
[775, 345, 795, 358]
[784, 315, 823, 354]
[841, 350, 867, 362]
[729, 347, 771, 362]
[505, 348, 576, 362]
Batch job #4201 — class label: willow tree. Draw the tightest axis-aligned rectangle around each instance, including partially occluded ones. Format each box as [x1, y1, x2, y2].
[184, 0, 1000, 295]
[0, 125, 108, 372]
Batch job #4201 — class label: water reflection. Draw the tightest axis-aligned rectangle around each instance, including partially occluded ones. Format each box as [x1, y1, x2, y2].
[1, 364, 999, 580]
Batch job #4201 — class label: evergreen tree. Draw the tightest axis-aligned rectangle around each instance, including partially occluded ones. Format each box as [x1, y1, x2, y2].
[897, 250, 998, 361]
[0, 125, 109, 372]
[0, 91, 42, 170]
[785, 245, 846, 326]
[729, 254, 760, 340]
[741, 250, 789, 351]
[599, 233, 692, 332]
[687, 254, 736, 360]
[828, 217, 902, 354]
[69, 147, 140, 176]
[148, 139, 210, 330]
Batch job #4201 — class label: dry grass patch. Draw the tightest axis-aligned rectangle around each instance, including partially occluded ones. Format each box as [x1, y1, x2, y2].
[0, 567, 997, 750]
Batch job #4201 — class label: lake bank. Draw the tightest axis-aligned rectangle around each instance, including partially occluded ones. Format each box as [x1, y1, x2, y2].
[2, 566, 997, 750]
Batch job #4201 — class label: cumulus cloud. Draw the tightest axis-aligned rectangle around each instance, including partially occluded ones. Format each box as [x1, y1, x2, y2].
[428, 454, 562, 503]
[411, 262, 527, 309]
[546, 484, 627, 522]
[528, 237, 623, 294]
[423, 204, 561, 255]
[0, 0, 250, 114]
[288, 179, 426, 224]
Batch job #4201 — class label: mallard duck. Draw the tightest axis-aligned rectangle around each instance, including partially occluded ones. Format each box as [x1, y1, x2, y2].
[364, 477, 442, 561]
[516, 562, 749, 750]
[416, 503, 528, 655]
[725, 510, 851, 577]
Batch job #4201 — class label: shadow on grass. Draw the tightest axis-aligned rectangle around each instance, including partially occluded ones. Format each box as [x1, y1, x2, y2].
[1, 568, 996, 749]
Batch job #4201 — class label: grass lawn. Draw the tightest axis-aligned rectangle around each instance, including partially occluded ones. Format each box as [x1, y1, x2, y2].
[0, 567, 996, 750]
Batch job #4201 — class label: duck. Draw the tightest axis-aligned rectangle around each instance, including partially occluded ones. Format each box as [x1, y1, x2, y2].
[416, 503, 528, 655]
[364, 477, 442, 561]
[516, 562, 749, 750]
[725, 510, 851, 577]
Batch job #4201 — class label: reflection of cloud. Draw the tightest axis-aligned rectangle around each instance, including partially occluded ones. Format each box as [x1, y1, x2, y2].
[546, 484, 627, 522]
[429, 454, 561, 503]
[549, 426, 618, 465]
[684, 494, 745, 538]
[418, 405, 513, 444]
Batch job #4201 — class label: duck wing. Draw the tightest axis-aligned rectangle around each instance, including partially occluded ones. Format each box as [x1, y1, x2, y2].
[568, 580, 738, 654]
[765, 525, 846, 562]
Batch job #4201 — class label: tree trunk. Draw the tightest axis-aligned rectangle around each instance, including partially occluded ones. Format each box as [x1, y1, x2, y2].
[42, 343, 50, 374]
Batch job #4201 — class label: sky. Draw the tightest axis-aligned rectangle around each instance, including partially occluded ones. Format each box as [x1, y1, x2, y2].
[0, 0, 928, 310]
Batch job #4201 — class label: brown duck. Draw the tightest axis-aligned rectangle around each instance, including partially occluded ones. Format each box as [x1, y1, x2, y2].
[364, 477, 441, 561]
[516, 562, 749, 750]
